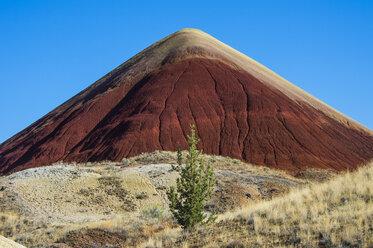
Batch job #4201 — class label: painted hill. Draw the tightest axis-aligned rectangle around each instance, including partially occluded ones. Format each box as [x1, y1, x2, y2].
[1, 28, 372, 174]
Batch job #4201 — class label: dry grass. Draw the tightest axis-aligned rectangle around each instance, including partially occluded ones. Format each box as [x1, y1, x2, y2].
[237, 161, 373, 247]
[0, 151, 340, 247]
[149, 161, 373, 247]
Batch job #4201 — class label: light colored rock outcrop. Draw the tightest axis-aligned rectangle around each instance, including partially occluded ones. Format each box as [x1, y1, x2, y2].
[0, 236, 26, 248]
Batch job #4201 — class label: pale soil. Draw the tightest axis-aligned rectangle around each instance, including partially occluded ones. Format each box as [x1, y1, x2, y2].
[0, 236, 26, 248]
[0, 153, 307, 247]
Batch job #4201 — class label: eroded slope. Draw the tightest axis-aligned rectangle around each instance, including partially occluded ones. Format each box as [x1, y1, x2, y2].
[1, 29, 372, 174]
[60, 58, 373, 173]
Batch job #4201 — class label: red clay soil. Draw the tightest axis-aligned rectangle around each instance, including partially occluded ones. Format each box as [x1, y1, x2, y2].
[1, 58, 373, 175]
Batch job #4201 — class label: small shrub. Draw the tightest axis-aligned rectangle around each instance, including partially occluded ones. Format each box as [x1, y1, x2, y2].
[136, 192, 148, 200]
[141, 205, 165, 221]
[167, 125, 216, 229]
[225, 241, 245, 248]
[232, 159, 241, 164]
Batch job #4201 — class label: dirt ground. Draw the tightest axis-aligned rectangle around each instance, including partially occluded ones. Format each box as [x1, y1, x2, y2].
[0, 153, 309, 247]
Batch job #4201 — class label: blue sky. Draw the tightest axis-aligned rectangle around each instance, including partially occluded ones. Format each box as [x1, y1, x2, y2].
[0, 0, 372, 143]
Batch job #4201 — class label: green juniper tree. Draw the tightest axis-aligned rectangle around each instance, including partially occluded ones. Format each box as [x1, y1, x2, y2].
[167, 125, 216, 229]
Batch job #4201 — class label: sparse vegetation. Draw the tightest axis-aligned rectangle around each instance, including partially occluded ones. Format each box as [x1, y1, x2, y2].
[141, 205, 165, 222]
[149, 161, 373, 247]
[237, 161, 373, 247]
[4, 149, 359, 247]
[167, 125, 216, 229]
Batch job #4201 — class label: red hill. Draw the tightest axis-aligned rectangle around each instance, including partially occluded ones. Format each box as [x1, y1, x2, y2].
[1, 29, 372, 174]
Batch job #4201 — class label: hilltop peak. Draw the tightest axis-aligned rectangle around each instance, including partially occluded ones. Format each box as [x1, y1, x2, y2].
[175, 27, 206, 34]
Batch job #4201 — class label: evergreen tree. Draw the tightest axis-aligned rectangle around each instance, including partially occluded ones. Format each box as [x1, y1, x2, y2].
[167, 125, 216, 229]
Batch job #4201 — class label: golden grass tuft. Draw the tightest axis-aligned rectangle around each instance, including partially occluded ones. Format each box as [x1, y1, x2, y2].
[234, 161, 373, 246]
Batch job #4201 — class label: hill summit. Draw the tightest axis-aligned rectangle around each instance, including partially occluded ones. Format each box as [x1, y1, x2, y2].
[1, 28, 372, 174]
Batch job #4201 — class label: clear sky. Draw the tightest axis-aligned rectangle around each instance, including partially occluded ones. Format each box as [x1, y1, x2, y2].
[0, 0, 372, 143]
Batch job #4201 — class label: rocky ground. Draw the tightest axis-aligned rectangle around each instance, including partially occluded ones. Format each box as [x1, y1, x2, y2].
[0, 151, 316, 247]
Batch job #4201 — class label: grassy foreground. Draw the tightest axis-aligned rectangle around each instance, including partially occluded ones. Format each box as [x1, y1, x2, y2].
[0, 151, 304, 247]
[0, 152, 371, 247]
[149, 161, 373, 247]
